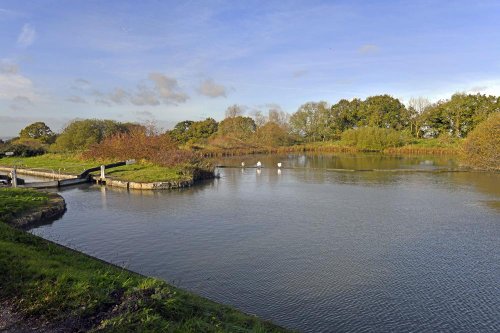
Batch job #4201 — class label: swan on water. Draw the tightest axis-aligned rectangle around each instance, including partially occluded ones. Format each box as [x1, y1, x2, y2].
[256, 161, 262, 168]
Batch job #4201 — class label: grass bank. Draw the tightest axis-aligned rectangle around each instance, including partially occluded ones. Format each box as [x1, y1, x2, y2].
[0, 188, 289, 332]
[202, 138, 461, 157]
[383, 138, 461, 155]
[0, 154, 198, 183]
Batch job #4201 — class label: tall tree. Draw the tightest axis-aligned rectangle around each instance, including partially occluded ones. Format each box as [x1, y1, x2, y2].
[407, 97, 431, 138]
[358, 95, 408, 130]
[19, 122, 56, 143]
[331, 98, 362, 132]
[53, 119, 129, 151]
[217, 116, 256, 140]
[289, 101, 333, 142]
[422, 93, 499, 138]
[225, 104, 244, 118]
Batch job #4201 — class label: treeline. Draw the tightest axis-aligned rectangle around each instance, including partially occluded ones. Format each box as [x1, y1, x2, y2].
[0, 92, 498, 169]
[164, 93, 499, 151]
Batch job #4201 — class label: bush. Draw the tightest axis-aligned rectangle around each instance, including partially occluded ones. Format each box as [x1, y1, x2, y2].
[83, 128, 205, 168]
[0, 143, 46, 157]
[341, 127, 410, 151]
[461, 112, 500, 170]
[253, 122, 295, 147]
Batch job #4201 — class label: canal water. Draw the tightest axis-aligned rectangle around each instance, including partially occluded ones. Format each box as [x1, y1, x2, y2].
[25, 154, 500, 332]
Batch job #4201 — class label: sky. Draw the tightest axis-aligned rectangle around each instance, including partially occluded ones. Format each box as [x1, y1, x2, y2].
[1, 0, 500, 136]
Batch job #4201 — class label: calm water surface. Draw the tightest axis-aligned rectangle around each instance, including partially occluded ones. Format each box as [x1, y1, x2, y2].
[27, 154, 499, 332]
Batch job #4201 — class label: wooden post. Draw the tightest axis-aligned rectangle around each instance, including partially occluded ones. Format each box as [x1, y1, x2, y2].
[11, 168, 17, 187]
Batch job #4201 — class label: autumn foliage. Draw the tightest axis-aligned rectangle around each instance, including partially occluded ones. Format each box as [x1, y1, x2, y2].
[461, 112, 500, 170]
[83, 127, 205, 167]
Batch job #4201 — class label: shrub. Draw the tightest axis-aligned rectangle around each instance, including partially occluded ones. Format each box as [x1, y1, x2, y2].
[461, 112, 500, 170]
[341, 127, 410, 151]
[0, 143, 46, 157]
[83, 128, 205, 167]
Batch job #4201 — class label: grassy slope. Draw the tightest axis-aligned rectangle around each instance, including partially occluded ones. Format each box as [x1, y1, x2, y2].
[0, 154, 189, 182]
[201, 138, 461, 156]
[0, 188, 289, 332]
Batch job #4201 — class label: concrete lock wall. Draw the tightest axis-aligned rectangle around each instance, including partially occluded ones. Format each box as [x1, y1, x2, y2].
[0, 167, 77, 180]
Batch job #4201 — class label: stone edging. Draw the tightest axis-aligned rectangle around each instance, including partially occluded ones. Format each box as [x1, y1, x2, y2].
[102, 177, 194, 190]
[9, 193, 66, 229]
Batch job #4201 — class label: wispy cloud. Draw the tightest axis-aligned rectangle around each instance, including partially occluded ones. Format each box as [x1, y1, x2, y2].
[292, 69, 308, 78]
[130, 85, 160, 106]
[72, 73, 189, 107]
[358, 44, 379, 54]
[198, 79, 227, 98]
[17, 23, 36, 47]
[0, 59, 19, 74]
[66, 95, 87, 104]
[149, 72, 189, 104]
[10, 95, 33, 110]
[0, 73, 36, 100]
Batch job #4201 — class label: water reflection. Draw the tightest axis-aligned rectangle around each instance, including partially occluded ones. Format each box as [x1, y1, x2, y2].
[23, 155, 500, 333]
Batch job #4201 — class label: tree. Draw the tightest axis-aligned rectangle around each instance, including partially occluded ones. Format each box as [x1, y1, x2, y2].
[217, 116, 256, 140]
[461, 112, 500, 170]
[289, 101, 334, 142]
[168, 120, 194, 143]
[253, 122, 294, 146]
[188, 118, 218, 142]
[167, 118, 218, 144]
[330, 98, 362, 132]
[267, 108, 290, 128]
[250, 110, 267, 128]
[52, 119, 129, 152]
[19, 122, 56, 144]
[357, 95, 409, 130]
[225, 104, 244, 118]
[407, 97, 431, 138]
[422, 93, 499, 138]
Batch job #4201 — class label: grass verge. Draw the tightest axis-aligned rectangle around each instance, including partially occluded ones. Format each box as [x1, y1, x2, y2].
[0, 188, 289, 332]
[0, 154, 195, 183]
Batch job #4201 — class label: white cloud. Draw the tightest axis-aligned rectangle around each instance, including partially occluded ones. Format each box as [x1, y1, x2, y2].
[0, 73, 36, 100]
[198, 79, 227, 98]
[17, 23, 36, 47]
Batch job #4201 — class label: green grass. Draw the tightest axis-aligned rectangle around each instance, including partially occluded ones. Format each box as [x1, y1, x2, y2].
[0, 189, 289, 332]
[0, 154, 193, 183]
[405, 138, 462, 148]
[0, 188, 49, 219]
[102, 163, 188, 182]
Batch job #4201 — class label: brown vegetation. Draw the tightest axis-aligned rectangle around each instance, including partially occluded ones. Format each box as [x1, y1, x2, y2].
[83, 128, 206, 168]
[460, 112, 500, 170]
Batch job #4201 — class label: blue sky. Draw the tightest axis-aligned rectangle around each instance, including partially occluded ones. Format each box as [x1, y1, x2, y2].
[1, 0, 500, 136]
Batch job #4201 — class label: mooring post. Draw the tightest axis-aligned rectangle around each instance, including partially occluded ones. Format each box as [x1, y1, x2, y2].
[11, 167, 17, 187]
[100, 165, 105, 180]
